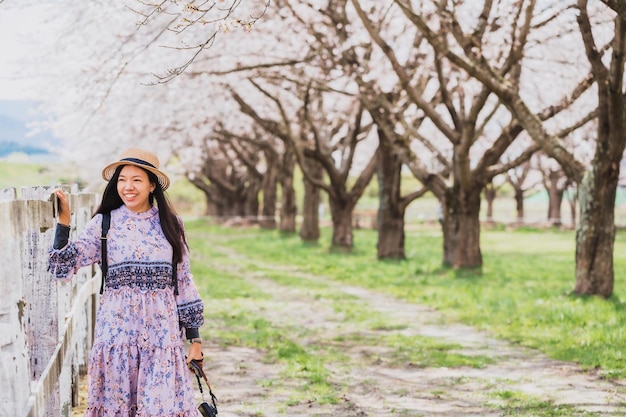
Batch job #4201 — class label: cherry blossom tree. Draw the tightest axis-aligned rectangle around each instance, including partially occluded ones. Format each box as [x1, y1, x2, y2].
[390, 0, 624, 296]
[349, 0, 591, 267]
[229, 79, 380, 249]
[506, 159, 540, 224]
[537, 156, 572, 227]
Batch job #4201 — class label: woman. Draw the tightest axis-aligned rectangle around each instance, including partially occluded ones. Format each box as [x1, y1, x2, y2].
[49, 148, 205, 416]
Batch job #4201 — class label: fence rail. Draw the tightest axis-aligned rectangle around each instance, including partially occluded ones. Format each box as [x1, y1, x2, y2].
[0, 185, 99, 417]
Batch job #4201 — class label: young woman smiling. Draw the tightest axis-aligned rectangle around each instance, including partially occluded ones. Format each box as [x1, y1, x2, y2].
[49, 148, 205, 417]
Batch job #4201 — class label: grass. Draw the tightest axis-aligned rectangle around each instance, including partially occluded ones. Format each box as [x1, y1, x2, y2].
[491, 390, 598, 416]
[0, 160, 83, 194]
[187, 219, 626, 381]
[188, 224, 501, 409]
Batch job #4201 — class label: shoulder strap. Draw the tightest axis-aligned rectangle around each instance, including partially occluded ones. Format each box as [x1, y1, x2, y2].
[173, 261, 179, 295]
[188, 359, 218, 413]
[100, 212, 111, 295]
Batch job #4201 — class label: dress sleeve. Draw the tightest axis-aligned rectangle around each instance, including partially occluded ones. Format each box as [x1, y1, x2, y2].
[48, 214, 103, 282]
[175, 243, 205, 337]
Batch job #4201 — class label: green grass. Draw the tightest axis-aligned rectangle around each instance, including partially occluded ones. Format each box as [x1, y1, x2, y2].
[187, 219, 626, 381]
[491, 390, 599, 416]
[0, 161, 84, 194]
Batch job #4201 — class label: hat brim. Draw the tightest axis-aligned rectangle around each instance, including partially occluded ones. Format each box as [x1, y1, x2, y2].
[102, 161, 170, 191]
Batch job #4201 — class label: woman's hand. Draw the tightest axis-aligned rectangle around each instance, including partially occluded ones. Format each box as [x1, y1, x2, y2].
[54, 189, 71, 226]
[186, 341, 203, 364]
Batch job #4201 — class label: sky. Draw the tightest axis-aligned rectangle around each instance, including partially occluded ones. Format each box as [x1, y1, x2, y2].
[0, 3, 56, 101]
[0, 3, 65, 157]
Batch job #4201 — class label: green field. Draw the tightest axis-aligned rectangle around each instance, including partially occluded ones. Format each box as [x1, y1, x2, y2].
[0, 160, 80, 193]
[188, 220, 626, 381]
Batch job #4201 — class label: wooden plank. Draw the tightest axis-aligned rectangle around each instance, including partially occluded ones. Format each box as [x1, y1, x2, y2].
[23, 275, 100, 417]
[0, 187, 16, 202]
[0, 200, 33, 416]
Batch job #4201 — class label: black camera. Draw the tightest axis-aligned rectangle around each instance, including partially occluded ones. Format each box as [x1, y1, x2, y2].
[198, 401, 218, 417]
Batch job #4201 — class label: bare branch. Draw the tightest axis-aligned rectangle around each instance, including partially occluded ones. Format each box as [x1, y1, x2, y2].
[486, 143, 541, 178]
[185, 58, 313, 77]
[554, 110, 597, 139]
[147, 32, 218, 84]
[393, 0, 586, 181]
[129, 0, 270, 83]
[350, 0, 460, 142]
[399, 186, 430, 212]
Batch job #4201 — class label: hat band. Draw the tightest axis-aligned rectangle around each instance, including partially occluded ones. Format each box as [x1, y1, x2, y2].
[120, 157, 157, 169]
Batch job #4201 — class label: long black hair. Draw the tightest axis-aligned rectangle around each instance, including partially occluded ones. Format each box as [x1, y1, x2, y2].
[94, 165, 187, 268]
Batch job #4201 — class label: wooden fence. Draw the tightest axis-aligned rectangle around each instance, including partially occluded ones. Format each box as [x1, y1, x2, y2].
[0, 185, 99, 417]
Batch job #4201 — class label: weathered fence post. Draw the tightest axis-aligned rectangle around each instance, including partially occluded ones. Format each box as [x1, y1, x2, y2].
[0, 187, 32, 417]
[0, 185, 99, 417]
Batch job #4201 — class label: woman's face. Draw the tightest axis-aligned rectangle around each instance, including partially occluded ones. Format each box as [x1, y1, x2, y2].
[117, 165, 155, 213]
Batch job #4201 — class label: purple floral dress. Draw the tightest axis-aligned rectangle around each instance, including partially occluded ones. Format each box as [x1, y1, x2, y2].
[49, 205, 204, 417]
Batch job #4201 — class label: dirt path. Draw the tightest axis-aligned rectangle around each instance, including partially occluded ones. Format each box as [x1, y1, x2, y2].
[202, 247, 626, 417]
[73, 245, 626, 416]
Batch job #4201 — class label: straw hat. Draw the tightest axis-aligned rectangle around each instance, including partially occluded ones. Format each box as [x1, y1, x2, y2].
[102, 148, 170, 191]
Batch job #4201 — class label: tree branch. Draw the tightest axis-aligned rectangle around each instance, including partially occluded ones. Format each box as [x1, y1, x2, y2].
[393, 0, 586, 182]
[599, 0, 626, 20]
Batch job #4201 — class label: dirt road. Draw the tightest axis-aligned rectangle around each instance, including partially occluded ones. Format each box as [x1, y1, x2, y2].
[199, 249, 626, 417]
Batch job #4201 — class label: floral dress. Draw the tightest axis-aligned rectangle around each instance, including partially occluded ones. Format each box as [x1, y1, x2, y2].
[49, 205, 204, 417]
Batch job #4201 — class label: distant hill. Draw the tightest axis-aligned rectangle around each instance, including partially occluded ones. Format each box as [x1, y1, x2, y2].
[0, 141, 48, 157]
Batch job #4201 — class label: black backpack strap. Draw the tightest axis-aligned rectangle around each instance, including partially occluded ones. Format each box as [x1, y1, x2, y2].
[100, 212, 111, 295]
[172, 262, 179, 296]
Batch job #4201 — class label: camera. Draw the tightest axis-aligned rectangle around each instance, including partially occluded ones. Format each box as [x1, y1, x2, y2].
[198, 401, 218, 417]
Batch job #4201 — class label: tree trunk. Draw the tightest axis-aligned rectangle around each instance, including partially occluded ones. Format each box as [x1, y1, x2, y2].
[575, 169, 618, 297]
[442, 185, 482, 268]
[204, 195, 216, 217]
[260, 160, 278, 229]
[376, 138, 405, 259]
[227, 193, 246, 219]
[546, 171, 565, 227]
[244, 178, 261, 223]
[547, 189, 564, 227]
[328, 196, 354, 250]
[514, 188, 524, 223]
[573, 6, 626, 298]
[214, 195, 233, 220]
[441, 193, 454, 266]
[569, 199, 577, 228]
[279, 148, 297, 233]
[567, 188, 577, 228]
[484, 183, 496, 223]
[300, 157, 322, 241]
